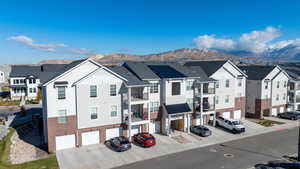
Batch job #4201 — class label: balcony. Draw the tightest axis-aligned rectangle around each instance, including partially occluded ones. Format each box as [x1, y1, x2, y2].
[125, 105, 149, 124]
[203, 88, 215, 95]
[130, 87, 149, 103]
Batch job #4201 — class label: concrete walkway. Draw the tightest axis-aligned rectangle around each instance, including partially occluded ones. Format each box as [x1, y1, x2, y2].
[56, 119, 300, 169]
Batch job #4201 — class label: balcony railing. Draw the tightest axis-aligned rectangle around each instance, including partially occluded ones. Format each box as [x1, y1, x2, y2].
[131, 93, 149, 102]
[125, 109, 149, 123]
[195, 103, 215, 112]
[203, 88, 215, 95]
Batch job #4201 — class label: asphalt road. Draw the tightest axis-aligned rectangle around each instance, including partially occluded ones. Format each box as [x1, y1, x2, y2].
[114, 127, 299, 169]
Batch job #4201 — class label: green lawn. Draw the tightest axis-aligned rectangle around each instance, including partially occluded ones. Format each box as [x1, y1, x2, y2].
[0, 128, 59, 169]
[257, 119, 285, 127]
[0, 100, 20, 106]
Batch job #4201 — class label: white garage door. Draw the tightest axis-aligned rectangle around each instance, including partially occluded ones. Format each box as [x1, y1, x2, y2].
[82, 131, 99, 146]
[106, 128, 123, 140]
[56, 134, 75, 151]
[195, 118, 201, 125]
[272, 108, 278, 116]
[234, 110, 241, 119]
[222, 112, 231, 119]
[280, 107, 284, 113]
[131, 125, 141, 136]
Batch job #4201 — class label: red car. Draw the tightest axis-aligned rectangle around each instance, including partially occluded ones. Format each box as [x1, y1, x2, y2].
[133, 132, 156, 147]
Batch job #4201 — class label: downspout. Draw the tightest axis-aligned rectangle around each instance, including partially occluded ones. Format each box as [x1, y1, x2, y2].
[128, 87, 132, 141]
[75, 85, 79, 147]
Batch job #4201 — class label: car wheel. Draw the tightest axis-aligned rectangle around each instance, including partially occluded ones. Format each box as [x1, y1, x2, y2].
[292, 117, 296, 120]
[232, 129, 237, 134]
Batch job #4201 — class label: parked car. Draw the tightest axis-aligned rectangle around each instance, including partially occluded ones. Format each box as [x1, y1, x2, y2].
[278, 111, 300, 120]
[190, 125, 212, 137]
[216, 117, 245, 134]
[133, 132, 156, 147]
[268, 160, 300, 169]
[105, 136, 131, 152]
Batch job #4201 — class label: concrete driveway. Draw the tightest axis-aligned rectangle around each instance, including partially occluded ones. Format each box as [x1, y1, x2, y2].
[56, 119, 299, 169]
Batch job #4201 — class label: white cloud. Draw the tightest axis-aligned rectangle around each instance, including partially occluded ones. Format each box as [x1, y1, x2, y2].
[194, 35, 235, 51]
[7, 35, 95, 55]
[193, 26, 299, 53]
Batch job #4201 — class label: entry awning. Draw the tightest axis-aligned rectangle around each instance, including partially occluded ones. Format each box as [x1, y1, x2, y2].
[165, 103, 192, 114]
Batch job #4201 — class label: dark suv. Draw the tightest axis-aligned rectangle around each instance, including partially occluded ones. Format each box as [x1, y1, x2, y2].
[278, 111, 300, 120]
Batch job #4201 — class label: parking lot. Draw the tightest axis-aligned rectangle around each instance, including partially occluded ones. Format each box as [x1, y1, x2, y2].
[56, 118, 300, 169]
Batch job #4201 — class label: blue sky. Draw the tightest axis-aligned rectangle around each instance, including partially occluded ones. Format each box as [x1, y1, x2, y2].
[1, 0, 300, 64]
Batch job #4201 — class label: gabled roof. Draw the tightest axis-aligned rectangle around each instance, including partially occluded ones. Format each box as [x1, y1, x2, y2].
[10, 65, 41, 78]
[280, 66, 300, 80]
[123, 61, 160, 80]
[108, 66, 150, 87]
[184, 60, 227, 76]
[238, 65, 276, 80]
[148, 65, 187, 78]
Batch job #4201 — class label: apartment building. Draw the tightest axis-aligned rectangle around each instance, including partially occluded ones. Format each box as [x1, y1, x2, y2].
[9, 64, 66, 100]
[123, 61, 206, 136]
[280, 65, 300, 111]
[239, 65, 290, 119]
[184, 60, 247, 120]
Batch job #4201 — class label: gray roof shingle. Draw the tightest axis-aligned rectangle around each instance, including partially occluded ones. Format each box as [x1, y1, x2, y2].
[108, 65, 150, 86]
[184, 60, 227, 76]
[165, 103, 191, 114]
[238, 65, 275, 80]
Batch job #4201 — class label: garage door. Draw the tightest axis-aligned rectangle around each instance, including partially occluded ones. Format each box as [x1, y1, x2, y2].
[222, 112, 230, 119]
[56, 134, 75, 150]
[82, 131, 99, 146]
[106, 128, 123, 140]
[280, 107, 284, 113]
[272, 108, 278, 116]
[131, 125, 141, 136]
[234, 110, 241, 119]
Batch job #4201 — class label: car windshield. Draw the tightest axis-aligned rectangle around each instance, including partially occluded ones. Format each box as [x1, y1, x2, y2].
[118, 137, 129, 144]
[232, 121, 241, 125]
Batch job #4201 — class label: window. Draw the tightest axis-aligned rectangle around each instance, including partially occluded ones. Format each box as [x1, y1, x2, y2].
[90, 107, 98, 120]
[110, 84, 117, 96]
[225, 95, 229, 103]
[150, 102, 159, 112]
[215, 82, 219, 88]
[13, 79, 19, 84]
[284, 81, 287, 88]
[171, 82, 181, 95]
[186, 81, 193, 91]
[283, 94, 286, 100]
[57, 110, 67, 124]
[57, 87, 66, 99]
[111, 105, 117, 117]
[225, 80, 230, 88]
[29, 88, 33, 93]
[237, 92, 242, 97]
[186, 98, 193, 108]
[276, 94, 279, 101]
[33, 88, 36, 93]
[90, 85, 97, 97]
[215, 96, 219, 104]
[265, 82, 268, 89]
[150, 83, 159, 93]
[277, 81, 280, 88]
[29, 79, 32, 84]
[238, 79, 242, 87]
[20, 79, 24, 84]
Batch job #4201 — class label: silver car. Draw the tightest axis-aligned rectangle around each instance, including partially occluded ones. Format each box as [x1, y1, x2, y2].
[190, 125, 212, 137]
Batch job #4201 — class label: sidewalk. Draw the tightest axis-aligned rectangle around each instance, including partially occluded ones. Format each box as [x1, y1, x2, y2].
[56, 118, 300, 169]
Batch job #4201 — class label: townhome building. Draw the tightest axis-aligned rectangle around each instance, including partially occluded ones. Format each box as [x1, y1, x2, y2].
[184, 60, 247, 120]
[239, 65, 290, 119]
[0, 65, 11, 92]
[9, 64, 66, 100]
[123, 61, 213, 136]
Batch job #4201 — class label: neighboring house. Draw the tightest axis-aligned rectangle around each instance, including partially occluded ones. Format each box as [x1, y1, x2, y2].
[280, 66, 300, 111]
[184, 60, 247, 120]
[9, 64, 66, 100]
[0, 65, 11, 92]
[0, 70, 4, 83]
[239, 65, 290, 119]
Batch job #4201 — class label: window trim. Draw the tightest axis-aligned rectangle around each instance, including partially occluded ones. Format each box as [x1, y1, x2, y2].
[90, 107, 98, 120]
[57, 86, 66, 100]
[57, 110, 67, 124]
[225, 80, 230, 88]
[150, 83, 159, 93]
[186, 81, 193, 91]
[110, 105, 118, 117]
[225, 95, 229, 103]
[110, 84, 117, 96]
[171, 82, 181, 96]
[150, 101, 159, 112]
[90, 85, 97, 98]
